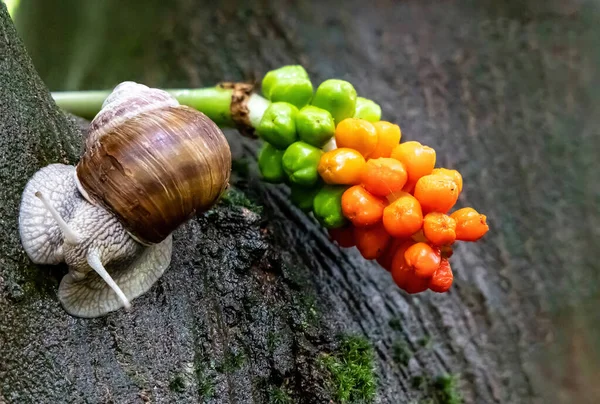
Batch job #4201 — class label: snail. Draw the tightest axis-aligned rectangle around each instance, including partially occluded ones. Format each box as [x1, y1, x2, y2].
[18, 82, 231, 318]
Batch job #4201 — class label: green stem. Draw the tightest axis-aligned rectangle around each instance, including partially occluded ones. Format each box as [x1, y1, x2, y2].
[166, 87, 235, 127]
[51, 86, 269, 128]
[51, 90, 110, 120]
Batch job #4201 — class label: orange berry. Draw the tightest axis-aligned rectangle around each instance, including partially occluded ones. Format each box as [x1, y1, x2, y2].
[423, 212, 457, 245]
[390, 141, 436, 184]
[411, 229, 428, 243]
[369, 121, 401, 159]
[335, 118, 378, 157]
[318, 148, 366, 185]
[360, 158, 407, 197]
[404, 277, 430, 294]
[404, 242, 441, 278]
[432, 168, 463, 194]
[354, 223, 391, 260]
[414, 174, 459, 213]
[429, 258, 453, 293]
[391, 256, 410, 288]
[341, 185, 386, 227]
[450, 207, 489, 241]
[382, 192, 423, 238]
[402, 180, 417, 194]
[390, 239, 412, 275]
[391, 244, 429, 294]
[376, 237, 409, 271]
[440, 245, 454, 258]
[328, 225, 356, 248]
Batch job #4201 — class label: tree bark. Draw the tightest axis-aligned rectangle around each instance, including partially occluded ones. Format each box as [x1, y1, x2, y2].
[3, 1, 600, 403]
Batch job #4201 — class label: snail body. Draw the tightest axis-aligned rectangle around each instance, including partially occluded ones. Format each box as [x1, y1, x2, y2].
[19, 82, 231, 318]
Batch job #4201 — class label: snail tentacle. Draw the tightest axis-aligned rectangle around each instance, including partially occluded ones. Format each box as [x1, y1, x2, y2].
[19, 164, 84, 265]
[59, 235, 172, 318]
[34, 191, 82, 245]
[86, 249, 131, 310]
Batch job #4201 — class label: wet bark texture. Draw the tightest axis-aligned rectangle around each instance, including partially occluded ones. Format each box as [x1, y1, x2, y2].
[3, 0, 600, 403]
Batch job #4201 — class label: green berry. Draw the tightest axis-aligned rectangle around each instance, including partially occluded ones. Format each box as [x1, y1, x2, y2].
[354, 97, 382, 122]
[258, 142, 286, 183]
[261, 65, 313, 108]
[311, 79, 357, 124]
[312, 185, 348, 229]
[290, 182, 322, 212]
[262, 66, 308, 94]
[295, 106, 335, 147]
[281, 141, 323, 186]
[257, 102, 299, 149]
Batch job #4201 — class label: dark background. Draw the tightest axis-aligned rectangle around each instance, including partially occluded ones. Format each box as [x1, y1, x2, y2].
[2, 0, 599, 402]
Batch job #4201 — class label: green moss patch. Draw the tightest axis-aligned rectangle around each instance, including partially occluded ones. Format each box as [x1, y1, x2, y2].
[412, 373, 463, 404]
[268, 386, 294, 404]
[391, 340, 413, 366]
[267, 331, 281, 353]
[168, 374, 187, 392]
[219, 187, 263, 213]
[319, 335, 377, 403]
[431, 374, 463, 404]
[388, 317, 403, 331]
[216, 349, 246, 373]
[418, 335, 432, 349]
[198, 373, 215, 399]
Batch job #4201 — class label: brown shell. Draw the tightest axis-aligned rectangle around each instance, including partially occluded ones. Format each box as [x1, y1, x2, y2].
[85, 82, 178, 150]
[76, 105, 231, 244]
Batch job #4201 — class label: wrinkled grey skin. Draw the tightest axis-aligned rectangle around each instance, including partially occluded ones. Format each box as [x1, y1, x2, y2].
[19, 163, 173, 318]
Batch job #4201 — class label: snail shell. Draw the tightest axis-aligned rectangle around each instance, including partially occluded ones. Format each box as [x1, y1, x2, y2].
[76, 82, 232, 245]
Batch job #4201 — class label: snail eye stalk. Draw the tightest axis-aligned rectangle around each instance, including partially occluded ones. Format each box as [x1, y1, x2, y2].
[35, 191, 82, 245]
[87, 250, 131, 310]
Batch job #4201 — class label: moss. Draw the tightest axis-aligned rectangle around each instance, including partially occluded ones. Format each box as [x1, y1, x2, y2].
[216, 350, 246, 373]
[219, 187, 263, 213]
[268, 386, 293, 404]
[431, 374, 462, 404]
[388, 318, 403, 331]
[195, 366, 215, 399]
[319, 335, 377, 403]
[413, 373, 463, 404]
[418, 335, 432, 349]
[168, 375, 187, 393]
[198, 377, 215, 399]
[193, 350, 216, 399]
[267, 331, 281, 353]
[289, 290, 321, 331]
[392, 340, 412, 366]
[299, 294, 320, 328]
[411, 375, 426, 390]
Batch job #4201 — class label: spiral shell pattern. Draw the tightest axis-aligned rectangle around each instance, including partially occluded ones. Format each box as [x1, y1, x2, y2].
[86, 82, 179, 150]
[76, 82, 231, 245]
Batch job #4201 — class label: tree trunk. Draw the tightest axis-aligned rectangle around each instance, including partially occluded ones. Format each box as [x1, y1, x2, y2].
[3, 1, 600, 403]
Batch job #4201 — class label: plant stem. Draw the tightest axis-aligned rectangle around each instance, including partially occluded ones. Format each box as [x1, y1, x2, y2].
[51, 90, 109, 120]
[51, 86, 270, 129]
[167, 87, 237, 127]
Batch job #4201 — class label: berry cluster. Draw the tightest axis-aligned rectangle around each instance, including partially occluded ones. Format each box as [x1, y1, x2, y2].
[256, 65, 488, 294]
